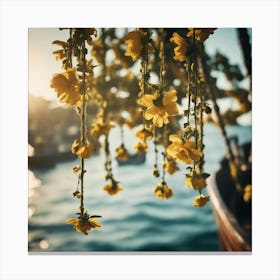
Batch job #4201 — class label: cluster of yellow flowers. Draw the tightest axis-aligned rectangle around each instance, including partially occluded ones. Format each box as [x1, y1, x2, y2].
[51, 29, 105, 235]
[50, 68, 81, 106]
[51, 28, 218, 235]
[124, 30, 145, 61]
[71, 138, 94, 158]
[138, 90, 179, 128]
[193, 194, 210, 207]
[169, 28, 216, 62]
[154, 182, 173, 200]
[170, 33, 189, 62]
[133, 141, 148, 154]
[122, 28, 211, 206]
[166, 134, 202, 164]
[124, 29, 153, 61]
[66, 212, 101, 235]
[115, 144, 129, 161]
[103, 180, 124, 195]
[134, 126, 153, 155]
[186, 172, 207, 191]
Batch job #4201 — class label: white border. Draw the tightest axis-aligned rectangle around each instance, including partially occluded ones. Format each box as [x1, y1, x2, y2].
[1, 0, 280, 279]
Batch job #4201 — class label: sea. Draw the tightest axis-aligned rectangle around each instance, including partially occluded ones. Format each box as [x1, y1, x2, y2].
[28, 123, 251, 253]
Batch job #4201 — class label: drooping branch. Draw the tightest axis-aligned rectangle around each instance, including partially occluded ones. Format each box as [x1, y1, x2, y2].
[198, 45, 236, 165]
[237, 28, 252, 95]
[237, 28, 251, 77]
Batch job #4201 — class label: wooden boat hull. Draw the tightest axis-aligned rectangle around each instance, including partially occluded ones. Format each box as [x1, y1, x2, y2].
[208, 176, 251, 251]
[208, 143, 252, 251]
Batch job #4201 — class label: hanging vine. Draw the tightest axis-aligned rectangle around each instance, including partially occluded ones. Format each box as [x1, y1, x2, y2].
[51, 28, 102, 235]
[47, 27, 251, 235]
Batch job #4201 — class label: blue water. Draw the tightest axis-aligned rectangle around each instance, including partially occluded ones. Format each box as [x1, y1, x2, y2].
[28, 124, 251, 252]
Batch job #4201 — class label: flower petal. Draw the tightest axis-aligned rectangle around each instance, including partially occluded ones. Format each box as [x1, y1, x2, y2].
[139, 94, 157, 107]
[163, 90, 177, 104]
[89, 218, 102, 228]
[169, 134, 182, 144]
[66, 218, 78, 225]
[164, 102, 178, 115]
[188, 148, 203, 161]
[153, 114, 163, 127]
[144, 107, 158, 120]
[193, 194, 210, 207]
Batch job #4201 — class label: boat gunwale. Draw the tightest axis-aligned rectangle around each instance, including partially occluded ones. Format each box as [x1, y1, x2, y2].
[208, 173, 252, 251]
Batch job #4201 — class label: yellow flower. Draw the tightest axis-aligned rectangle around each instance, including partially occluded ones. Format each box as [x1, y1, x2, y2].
[166, 134, 203, 164]
[124, 30, 145, 61]
[186, 174, 207, 191]
[163, 158, 180, 175]
[153, 168, 160, 178]
[115, 144, 129, 160]
[154, 182, 173, 200]
[170, 32, 188, 62]
[229, 162, 238, 178]
[133, 141, 148, 154]
[71, 139, 94, 158]
[144, 123, 155, 132]
[103, 181, 123, 195]
[90, 117, 115, 138]
[187, 28, 216, 42]
[50, 68, 81, 106]
[135, 128, 153, 141]
[139, 90, 178, 127]
[66, 213, 101, 235]
[243, 184, 252, 202]
[193, 194, 210, 207]
[72, 165, 81, 174]
[72, 190, 81, 199]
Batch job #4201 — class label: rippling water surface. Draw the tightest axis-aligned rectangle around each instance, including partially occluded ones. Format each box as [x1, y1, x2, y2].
[28, 124, 251, 252]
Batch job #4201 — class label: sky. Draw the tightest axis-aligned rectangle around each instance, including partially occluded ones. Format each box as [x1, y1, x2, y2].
[28, 28, 250, 102]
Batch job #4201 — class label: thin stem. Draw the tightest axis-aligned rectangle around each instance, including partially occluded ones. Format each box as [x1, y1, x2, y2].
[104, 135, 113, 179]
[64, 28, 74, 69]
[141, 28, 149, 97]
[159, 29, 165, 92]
[161, 152, 166, 183]
[186, 58, 191, 125]
[198, 84, 205, 173]
[80, 158, 85, 214]
[81, 40, 87, 143]
[79, 35, 87, 214]
[192, 29, 198, 149]
[193, 72, 198, 149]
[161, 124, 168, 182]
[153, 127, 159, 172]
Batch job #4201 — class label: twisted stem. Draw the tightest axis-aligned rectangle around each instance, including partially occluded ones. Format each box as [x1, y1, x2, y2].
[79, 35, 88, 215]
